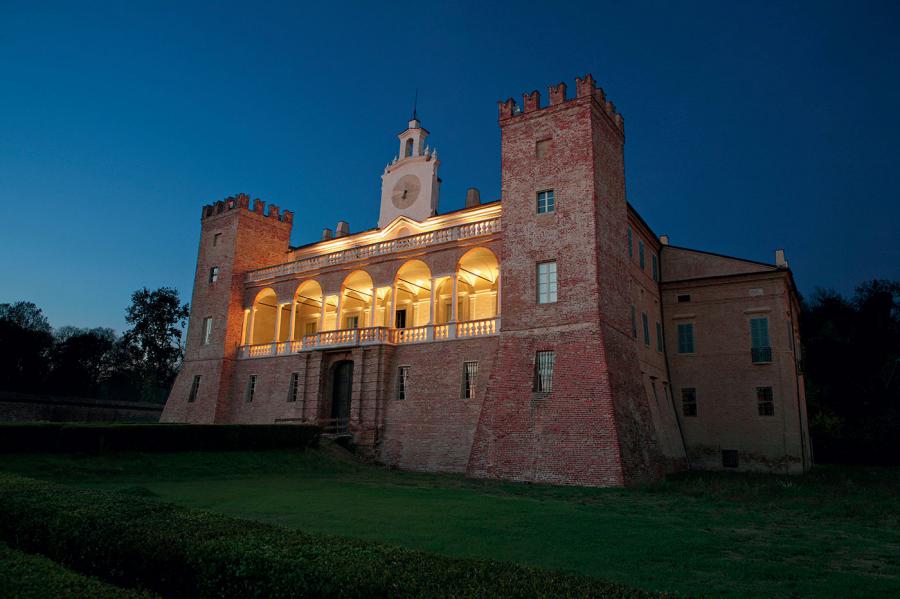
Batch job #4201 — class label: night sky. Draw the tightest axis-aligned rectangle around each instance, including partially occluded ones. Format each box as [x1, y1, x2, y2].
[1, 1, 898, 332]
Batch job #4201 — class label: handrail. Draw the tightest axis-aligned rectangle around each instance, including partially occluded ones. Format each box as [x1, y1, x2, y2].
[245, 217, 501, 283]
[237, 317, 500, 358]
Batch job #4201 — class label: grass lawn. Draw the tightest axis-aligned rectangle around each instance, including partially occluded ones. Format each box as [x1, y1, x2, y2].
[2, 446, 898, 598]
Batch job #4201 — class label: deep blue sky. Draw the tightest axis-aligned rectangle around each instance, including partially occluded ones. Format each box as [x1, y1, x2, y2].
[2, 1, 898, 332]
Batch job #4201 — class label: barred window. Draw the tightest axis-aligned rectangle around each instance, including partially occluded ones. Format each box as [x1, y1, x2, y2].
[537, 190, 555, 214]
[537, 261, 557, 304]
[534, 351, 555, 393]
[677, 323, 695, 354]
[639, 240, 645, 269]
[287, 372, 299, 402]
[641, 312, 650, 346]
[757, 386, 774, 416]
[656, 322, 663, 352]
[397, 366, 409, 400]
[202, 316, 213, 346]
[209, 266, 219, 283]
[682, 387, 697, 417]
[246, 374, 257, 403]
[188, 375, 201, 403]
[462, 361, 478, 399]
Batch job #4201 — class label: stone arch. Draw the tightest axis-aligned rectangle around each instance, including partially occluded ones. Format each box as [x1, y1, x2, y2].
[339, 270, 375, 329]
[294, 279, 324, 338]
[393, 259, 433, 328]
[249, 288, 278, 345]
[456, 247, 500, 321]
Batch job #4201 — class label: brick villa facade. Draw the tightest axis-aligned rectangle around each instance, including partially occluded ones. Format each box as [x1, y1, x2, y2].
[161, 74, 812, 485]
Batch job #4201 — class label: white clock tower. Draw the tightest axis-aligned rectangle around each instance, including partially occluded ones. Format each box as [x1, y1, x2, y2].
[378, 116, 441, 229]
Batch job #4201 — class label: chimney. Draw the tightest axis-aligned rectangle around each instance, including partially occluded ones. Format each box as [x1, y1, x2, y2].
[322, 228, 334, 241]
[335, 221, 349, 237]
[465, 187, 481, 208]
[775, 249, 788, 268]
[659, 235, 669, 246]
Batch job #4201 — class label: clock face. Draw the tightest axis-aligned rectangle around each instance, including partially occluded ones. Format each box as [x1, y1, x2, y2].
[391, 174, 421, 209]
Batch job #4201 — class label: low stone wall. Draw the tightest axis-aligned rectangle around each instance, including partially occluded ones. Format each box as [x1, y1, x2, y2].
[0, 392, 162, 423]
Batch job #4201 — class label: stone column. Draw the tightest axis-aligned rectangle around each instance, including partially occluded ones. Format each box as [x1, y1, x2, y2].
[247, 307, 257, 345]
[317, 298, 326, 333]
[450, 276, 458, 338]
[274, 303, 284, 348]
[366, 287, 375, 328]
[288, 301, 297, 341]
[389, 282, 398, 329]
[334, 291, 344, 331]
[241, 309, 251, 345]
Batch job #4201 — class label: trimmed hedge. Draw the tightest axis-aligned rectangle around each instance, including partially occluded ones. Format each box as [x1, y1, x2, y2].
[0, 473, 672, 598]
[0, 423, 320, 453]
[0, 541, 155, 598]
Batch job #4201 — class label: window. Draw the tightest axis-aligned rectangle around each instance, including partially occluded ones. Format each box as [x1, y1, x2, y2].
[631, 305, 637, 338]
[202, 316, 213, 346]
[722, 449, 739, 469]
[641, 312, 650, 346]
[188, 375, 201, 403]
[537, 261, 557, 303]
[346, 315, 359, 329]
[246, 375, 257, 403]
[682, 387, 697, 416]
[651, 255, 658, 281]
[757, 386, 774, 416]
[627, 227, 633, 257]
[750, 317, 772, 363]
[537, 190, 555, 214]
[656, 322, 663, 352]
[677, 294, 691, 303]
[213, 233, 222, 246]
[534, 350, 555, 393]
[395, 309, 407, 329]
[639, 241, 645, 269]
[209, 267, 219, 283]
[462, 361, 478, 399]
[305, 322, 317, 336]
[287, 372, 299, 402]
[677, 323, 695, 353]
[405, 138, 414, 157]
[397, 366, 409, 400]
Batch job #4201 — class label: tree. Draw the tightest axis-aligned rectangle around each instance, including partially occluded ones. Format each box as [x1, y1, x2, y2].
[119, 287, 190, 401]
[48, 327, 117, 397]
[801, 279, 900, 464]
[0, 302, 54, 392]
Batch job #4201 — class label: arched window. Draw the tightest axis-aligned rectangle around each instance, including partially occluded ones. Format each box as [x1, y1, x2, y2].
[405, 138, 414, 157]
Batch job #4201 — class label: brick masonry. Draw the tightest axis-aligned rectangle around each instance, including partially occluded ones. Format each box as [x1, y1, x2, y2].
[161, 74, 811, 485]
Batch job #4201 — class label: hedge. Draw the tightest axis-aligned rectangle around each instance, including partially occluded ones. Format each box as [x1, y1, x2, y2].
[0, 541, 155, 598]
[0, 473, 673, 598]
[0, 423, 320, 453]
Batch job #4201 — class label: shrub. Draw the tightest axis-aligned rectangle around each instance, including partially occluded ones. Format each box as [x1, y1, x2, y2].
[0, 473, 669, 598]
[0, 541, 155, 598]
[0, 423, 320, 453]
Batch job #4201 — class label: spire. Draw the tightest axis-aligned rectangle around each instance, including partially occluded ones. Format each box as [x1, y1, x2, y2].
[412, 88, 418, 121]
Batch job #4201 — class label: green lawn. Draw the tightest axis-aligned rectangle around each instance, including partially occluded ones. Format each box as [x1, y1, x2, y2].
[2, 447, 898, 598]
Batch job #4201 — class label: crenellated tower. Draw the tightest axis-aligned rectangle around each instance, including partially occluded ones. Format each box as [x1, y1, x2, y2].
[469, 74, 669, 486]
[161, 194, 293, 423]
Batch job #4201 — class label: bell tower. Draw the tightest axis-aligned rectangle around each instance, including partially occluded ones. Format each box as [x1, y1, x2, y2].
[378, 116, 441, 228]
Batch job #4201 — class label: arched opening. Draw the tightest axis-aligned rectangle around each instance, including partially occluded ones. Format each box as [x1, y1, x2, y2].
[249, 288, 278, 345]
[339, 270, 374, 330]
[404, 138, 414, 158]
[457, 248, 500, 321]
[393, 260, 432, 328]
[294, 280, 323, 339]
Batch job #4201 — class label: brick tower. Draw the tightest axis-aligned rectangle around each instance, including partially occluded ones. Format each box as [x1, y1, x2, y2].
[161, 194, 292, 423]
[468, 76, 668, 486]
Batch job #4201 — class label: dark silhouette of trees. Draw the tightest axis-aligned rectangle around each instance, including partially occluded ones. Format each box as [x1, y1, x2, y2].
[48, 327, 117, 397]
[801, 279, 900, 464]
[0, 302, 54, 392]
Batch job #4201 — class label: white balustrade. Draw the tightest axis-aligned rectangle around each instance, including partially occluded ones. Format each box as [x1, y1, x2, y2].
[245, 217, 500, 283]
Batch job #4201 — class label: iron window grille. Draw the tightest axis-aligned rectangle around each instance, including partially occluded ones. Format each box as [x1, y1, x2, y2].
[462, 361, 478, 399]
[534, 351, 555, 393]
[287, 372, 299, 402]
[246, 375, 257, 403]
[397, 366, 409, 400]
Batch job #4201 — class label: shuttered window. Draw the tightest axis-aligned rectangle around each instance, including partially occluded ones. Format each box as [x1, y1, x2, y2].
[682, 387, 697, 416]
[656, 322, 663, 352]
[677, 323, 695, 354]
[642, 312, 650, 346]
[757, 386, 774, 416]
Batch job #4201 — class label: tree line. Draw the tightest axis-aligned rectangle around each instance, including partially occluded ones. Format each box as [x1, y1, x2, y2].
[0, 288, 189, 404]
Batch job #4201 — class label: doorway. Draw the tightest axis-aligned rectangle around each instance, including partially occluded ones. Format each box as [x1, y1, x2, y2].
[330, 360, 353, 422]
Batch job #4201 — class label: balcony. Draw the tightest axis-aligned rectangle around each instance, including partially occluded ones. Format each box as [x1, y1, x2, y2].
[245, 217, 501, 283]
[238, 317, 500, 358]
[751, 346, 773, 363]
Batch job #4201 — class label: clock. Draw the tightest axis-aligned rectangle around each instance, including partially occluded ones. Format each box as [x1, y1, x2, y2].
[391, 174, 421, 209]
